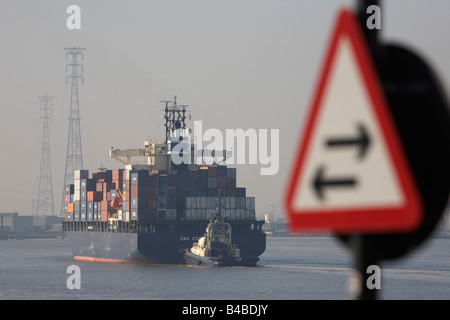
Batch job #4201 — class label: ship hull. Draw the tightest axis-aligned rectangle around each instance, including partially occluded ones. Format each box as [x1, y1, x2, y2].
[66, 225, 265, 264]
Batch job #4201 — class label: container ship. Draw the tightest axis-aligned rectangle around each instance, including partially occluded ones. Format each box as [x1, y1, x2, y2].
[62, 97, 266, 264]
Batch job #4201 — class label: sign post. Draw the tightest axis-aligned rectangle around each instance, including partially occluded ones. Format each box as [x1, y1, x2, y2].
[286, 7, 423, 234]
[286, 0, 450, 299]
[351, 0, 380, 301]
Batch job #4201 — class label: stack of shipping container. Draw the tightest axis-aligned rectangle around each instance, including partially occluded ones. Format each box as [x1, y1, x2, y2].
[65, 165, 256, 223]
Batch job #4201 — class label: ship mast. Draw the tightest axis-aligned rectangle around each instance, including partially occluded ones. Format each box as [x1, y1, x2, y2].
[162, 95, 188, 143]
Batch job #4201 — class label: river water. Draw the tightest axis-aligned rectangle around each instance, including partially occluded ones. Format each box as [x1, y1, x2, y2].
[0, 235, 449, 300]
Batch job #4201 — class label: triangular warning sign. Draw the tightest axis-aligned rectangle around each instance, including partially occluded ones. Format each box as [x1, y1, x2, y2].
[286, 9, 423, 233]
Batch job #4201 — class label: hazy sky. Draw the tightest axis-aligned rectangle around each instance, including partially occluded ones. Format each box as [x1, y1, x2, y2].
[1, 0, 449, 218]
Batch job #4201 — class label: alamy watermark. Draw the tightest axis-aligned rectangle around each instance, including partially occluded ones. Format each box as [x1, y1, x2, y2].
[169, 121, 279, 176]
[349, 264, 381, 297]
[66, 265, 81, 289]
[66, 5, 81, 30]
[366, 5, 381, 30]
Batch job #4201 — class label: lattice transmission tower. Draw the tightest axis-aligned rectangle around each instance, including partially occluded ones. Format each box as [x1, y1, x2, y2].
[33, 93, 55, 216]
[60, 47, 86, 216]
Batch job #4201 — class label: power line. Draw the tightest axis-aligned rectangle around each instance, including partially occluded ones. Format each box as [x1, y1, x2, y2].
[60, 47, 86, 217]
[33, 93, 55, 216]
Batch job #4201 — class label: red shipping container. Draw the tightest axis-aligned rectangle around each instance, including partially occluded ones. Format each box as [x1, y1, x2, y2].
[87, 191, 103, 202]
[130, 184, 148, 197]
[111, 197, 121, 209]
[148, 188, 157, 200]
[96, 182, 103, 192]
[208, 167, 217, 177]
[100, 211, 108, 222]
[100, 200, 110, 211]
[112, 169, 124, 182]
[131, 184, 138, 196]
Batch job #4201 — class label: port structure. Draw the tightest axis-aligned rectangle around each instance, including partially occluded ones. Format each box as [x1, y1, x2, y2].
[33, 93, 55, 216]
[60, 47, 86, 216]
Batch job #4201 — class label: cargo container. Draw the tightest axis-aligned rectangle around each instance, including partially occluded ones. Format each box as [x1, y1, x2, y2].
[208, 166, 218, 177]
[208, 177, 217, 189]
[167, 197, 177, 209]
[246, 197, 255, 209]
[226, 167, 236, 178]
[236, 209, 246, 220]
[236, 187, 246, 197]
[112, 169, 125, 182]
[217, 165, 227, 177]
[167, 209, 177, 220]
[74, 200, 80, 212]
[207, 197, 216, 209]
[74, 169, 89, 180]
[157, 209, 166, 220]
[66, 184, 75, 195]
[130, 170, 149, 185]
[225, 197, 235, 209]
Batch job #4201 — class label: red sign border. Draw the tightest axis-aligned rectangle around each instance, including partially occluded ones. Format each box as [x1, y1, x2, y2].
[286, 8, 423, 233]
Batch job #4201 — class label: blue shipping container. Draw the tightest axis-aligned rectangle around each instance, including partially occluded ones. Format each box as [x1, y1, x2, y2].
[236, 187, 246, 197]
[130, 170, 149, 185]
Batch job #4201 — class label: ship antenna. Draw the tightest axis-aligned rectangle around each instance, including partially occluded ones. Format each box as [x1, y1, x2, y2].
[161, 95, 188, 143]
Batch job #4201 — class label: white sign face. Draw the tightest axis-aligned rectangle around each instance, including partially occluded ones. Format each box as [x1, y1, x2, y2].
[291, 36, 403, 210]
[286, 9, 422, 233]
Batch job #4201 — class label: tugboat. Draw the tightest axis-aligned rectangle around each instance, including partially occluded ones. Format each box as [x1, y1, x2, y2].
[181, 218, 257, 266]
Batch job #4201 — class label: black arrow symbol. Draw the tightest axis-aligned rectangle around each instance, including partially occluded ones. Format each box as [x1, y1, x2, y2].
[325, 123, 371, 160]
[313, 166, 357, 201]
